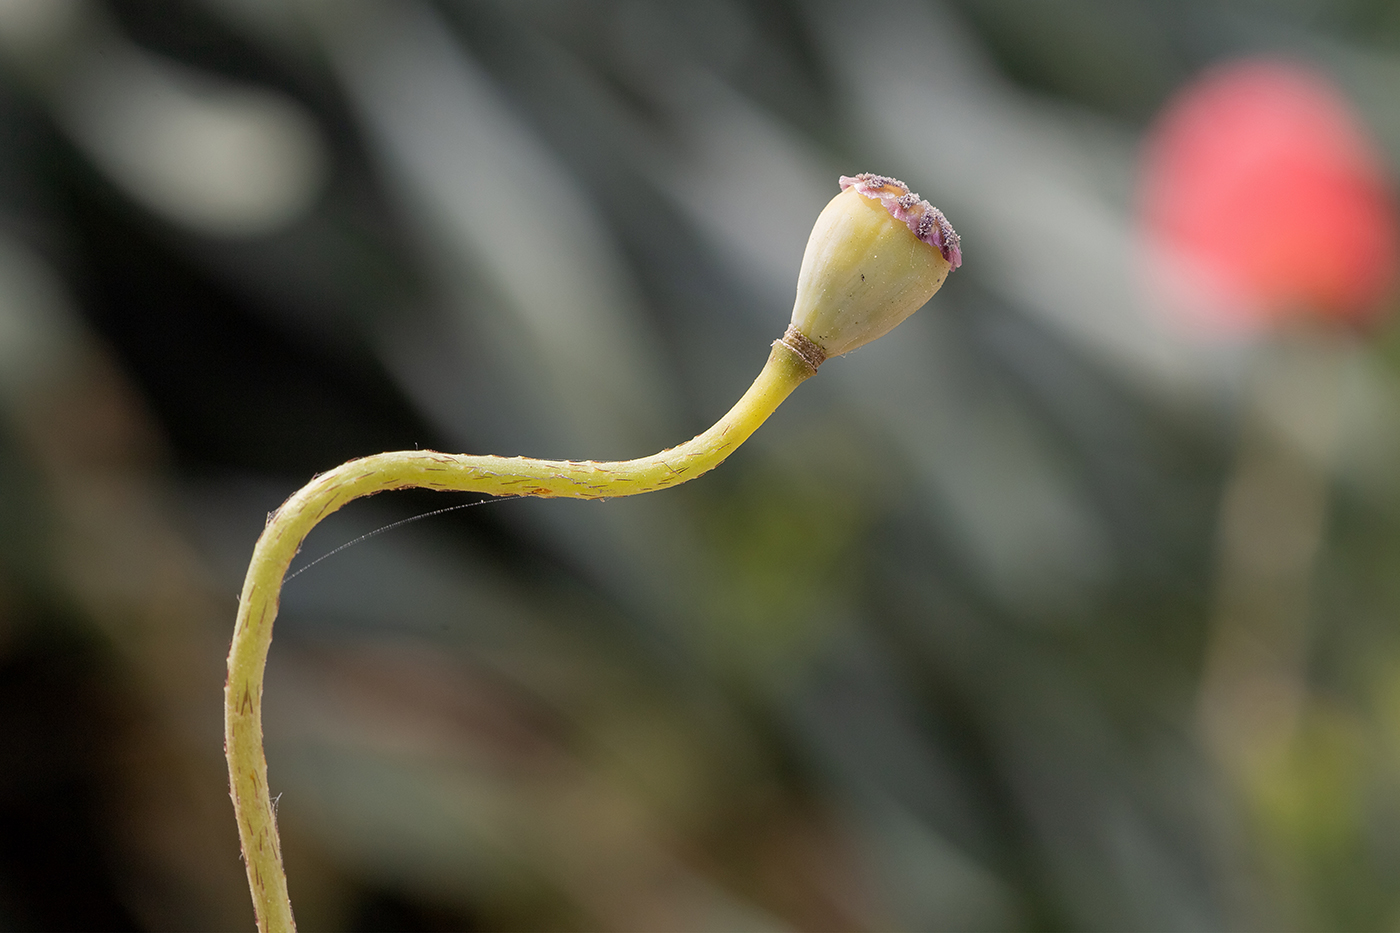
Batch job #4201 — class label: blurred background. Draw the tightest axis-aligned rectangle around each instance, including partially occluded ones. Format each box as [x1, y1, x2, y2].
[0, 0, 1399, 929]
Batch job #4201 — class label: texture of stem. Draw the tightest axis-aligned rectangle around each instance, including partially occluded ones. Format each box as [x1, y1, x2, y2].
[225, 341, 815, 932]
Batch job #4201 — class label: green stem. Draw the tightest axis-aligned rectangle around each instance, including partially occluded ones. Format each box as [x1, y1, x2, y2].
[225, 340, 815, 932]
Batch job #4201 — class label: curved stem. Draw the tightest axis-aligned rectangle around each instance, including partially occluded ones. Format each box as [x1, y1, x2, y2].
[225, 341, 815, 932]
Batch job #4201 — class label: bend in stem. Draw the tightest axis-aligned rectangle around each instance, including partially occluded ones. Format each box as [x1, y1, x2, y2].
[224, 340, 814, 933]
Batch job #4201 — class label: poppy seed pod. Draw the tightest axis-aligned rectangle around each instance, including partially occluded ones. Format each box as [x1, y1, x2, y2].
[783, 174, 960, 368]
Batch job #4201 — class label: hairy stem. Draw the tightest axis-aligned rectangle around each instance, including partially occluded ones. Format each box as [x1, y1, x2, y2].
[225, 341, 815, 932]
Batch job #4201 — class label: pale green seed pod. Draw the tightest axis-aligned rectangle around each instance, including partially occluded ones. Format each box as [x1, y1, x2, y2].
[783, 174, 960, 368]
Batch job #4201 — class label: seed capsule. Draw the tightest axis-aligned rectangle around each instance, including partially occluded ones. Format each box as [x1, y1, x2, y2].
[785, 174, 959, 366]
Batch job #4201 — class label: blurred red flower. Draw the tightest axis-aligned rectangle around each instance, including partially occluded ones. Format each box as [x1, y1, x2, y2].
[1139, 59, 1399, 332]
